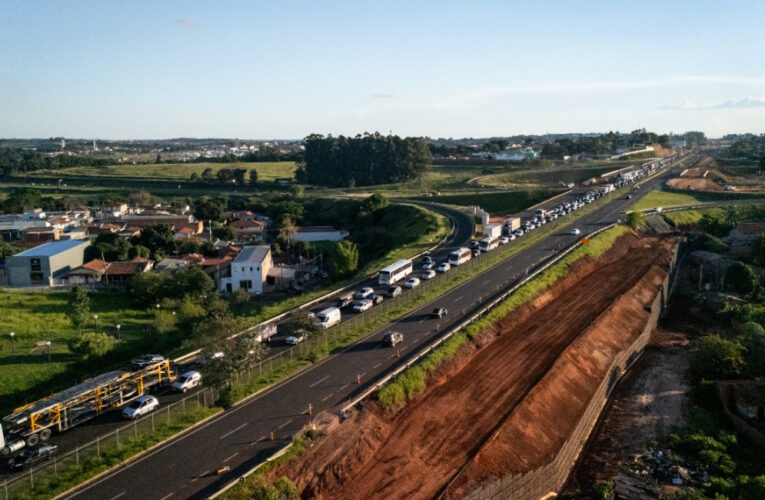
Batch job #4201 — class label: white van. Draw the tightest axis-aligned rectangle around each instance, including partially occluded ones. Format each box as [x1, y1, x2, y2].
[314, 307, 342, 329]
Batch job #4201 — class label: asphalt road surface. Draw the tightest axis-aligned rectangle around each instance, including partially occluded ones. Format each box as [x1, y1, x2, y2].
[60, 159, 687, 500]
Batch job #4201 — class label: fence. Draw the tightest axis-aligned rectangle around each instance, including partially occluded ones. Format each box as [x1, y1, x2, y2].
[2, 386, 219, 500]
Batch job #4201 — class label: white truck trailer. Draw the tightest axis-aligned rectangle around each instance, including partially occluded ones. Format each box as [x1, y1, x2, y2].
[483, 224, 502, 239]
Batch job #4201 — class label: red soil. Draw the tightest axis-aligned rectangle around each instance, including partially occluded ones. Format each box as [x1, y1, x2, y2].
[278, 233, 679, 500]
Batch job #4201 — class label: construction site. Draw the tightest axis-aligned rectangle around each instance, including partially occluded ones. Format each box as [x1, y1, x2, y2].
[271, 230, 682, 499]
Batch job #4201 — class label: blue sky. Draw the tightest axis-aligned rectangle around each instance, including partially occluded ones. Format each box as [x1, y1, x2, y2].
[1, 0, 764, 139]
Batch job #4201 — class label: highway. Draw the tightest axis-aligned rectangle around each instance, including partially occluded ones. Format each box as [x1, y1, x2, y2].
[60, 159, 687, 500]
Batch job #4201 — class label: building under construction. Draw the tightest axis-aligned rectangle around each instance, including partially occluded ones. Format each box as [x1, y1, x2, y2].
[1, 360, 175, 455]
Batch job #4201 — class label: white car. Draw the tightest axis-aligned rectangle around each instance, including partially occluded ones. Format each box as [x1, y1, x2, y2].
[122, 395, 159, 419]
[421, 270, 437, 280]
[353, 287, 375, 300]
[514, 229, 524, 237]
[498, 236, 509, 245]
[570, 228, 581, 235]
[508, 233, 516, 241]
[405, 277, 421, 289]
[436, 262, 451, 273]
[352, 299, 373, 312]
[172, 371, 202, 393]
[285, 332, 306, 345]
[422, 262, 435, 270]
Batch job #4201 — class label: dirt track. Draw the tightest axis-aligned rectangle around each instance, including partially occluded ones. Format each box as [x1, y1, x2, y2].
[281, 233, 678, 499]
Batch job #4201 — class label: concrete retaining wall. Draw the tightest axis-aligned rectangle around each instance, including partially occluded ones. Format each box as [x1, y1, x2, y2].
[461, 242, 680, 500]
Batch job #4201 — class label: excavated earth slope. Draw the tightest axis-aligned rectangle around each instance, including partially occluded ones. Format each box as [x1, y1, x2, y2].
[280, 232, 679, 500]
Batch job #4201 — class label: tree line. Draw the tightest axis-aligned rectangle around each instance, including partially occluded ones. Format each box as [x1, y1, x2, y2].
[296, 133, 432, 187]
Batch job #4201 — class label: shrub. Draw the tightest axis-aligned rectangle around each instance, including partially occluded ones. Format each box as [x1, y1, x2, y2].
[688, 334, 745, 382]
[68, 332, 115, 359]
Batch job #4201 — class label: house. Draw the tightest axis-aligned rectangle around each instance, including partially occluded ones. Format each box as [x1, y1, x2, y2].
[68, 258, 110, 285]
[726, 223, 765, 247]
[229, 218, 265, 240]
[5, 239, 90, 286]
[291, 226, 349, 242]
[155, 258, 191, 272]
[731, 381, 765, 423]
[114, 215, 203, 234]
[219, 245, 272, 294]
[22, 226, 62, 244]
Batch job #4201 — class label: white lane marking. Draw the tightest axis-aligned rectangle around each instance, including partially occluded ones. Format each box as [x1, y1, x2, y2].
[190, 472, 207, 482]
[453, 295, 463, 303]
[482, 279, 490, 285]
[160, 493, 174, 500]
[321, 393, 334, 402]
[277, 418, 293, 429]
[338, 383, 349, 392]
[418, 318, 425, 324]
[310, 375, 330, 388]
[110, 493, 126, 500]
[223, 452, 239, 463]
[219, 422, 247, 440]
[372, 362, 382, 369]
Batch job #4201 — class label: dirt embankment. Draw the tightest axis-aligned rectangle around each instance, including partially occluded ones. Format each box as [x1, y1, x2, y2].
[277, 232, 680, 500]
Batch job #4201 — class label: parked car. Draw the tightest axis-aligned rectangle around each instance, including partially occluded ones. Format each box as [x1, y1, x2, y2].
[436, 262, 450, 273]
[431, 307, 448, 318]
[353, 287, 375, 300]
[405, 277, 420, 289]
[498, 236, 509, 245]
[468, 240, 480, 249]
[336, 293, 354, 308]
[570, 228, 581, 235]
[285, 331, 306, 345]
[352, 299, 373, 313]
[422, 261, 435, 270]
[421, 270, 437, 280]
[371, 294, 384, 305]
[130, 354, 165, 369]
[7, 444, 58, 471]
[382, 331, 404, 347]
[421, 255, 434, 264]
[122, 395, 159, 419]
[386, 285, 402, 298]
[172, 371, 202, 393]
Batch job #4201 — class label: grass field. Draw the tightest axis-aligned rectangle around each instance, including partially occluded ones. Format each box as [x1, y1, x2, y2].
[28, 161, 297, 182]
[477, 165, 617, 189]
[413, 190, 561, 214]
[631, 189, 705, 211]
[0, 290, 155, 415]
[663, 207, 726, 226]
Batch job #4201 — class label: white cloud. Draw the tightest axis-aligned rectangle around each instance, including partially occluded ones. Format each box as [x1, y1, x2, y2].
[659, 96, 765, 110]
[370, 93, 396, 99]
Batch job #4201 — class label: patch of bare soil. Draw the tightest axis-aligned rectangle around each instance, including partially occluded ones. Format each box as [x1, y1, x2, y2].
[565, 329, 690, 493]
[276, 233, 680, 500]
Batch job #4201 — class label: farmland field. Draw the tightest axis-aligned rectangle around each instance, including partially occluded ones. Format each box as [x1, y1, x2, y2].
[28, 161, 297, 182]
[631, 189, 705, 211]
[476, 165, 617, 189]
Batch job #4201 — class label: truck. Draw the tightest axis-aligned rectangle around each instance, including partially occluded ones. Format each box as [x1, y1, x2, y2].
[504, 217, 521, 232]
[482, 224, 502, 239]
[479, 236, 499, 252]
[1, 361, 176, 456]
[254, 322, 277, 342]
[314, 307, 342, 329]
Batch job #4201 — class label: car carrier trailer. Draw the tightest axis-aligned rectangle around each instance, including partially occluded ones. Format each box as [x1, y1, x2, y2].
[1, 360, 175, 456]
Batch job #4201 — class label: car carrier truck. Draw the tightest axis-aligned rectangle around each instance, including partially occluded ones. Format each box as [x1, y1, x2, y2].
[1, 360, 175, 456]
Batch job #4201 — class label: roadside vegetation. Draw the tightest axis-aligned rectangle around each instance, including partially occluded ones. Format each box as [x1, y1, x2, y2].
[414, 190, 560, 214]
[377, 225, 629, 410]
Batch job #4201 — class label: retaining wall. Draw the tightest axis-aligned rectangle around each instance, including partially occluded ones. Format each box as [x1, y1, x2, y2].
[461, 241, 680, 500]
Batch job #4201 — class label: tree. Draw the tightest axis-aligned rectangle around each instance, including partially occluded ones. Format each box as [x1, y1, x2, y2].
[178, 240, 202, 255]
[751, 234, 765, 266]
[92, 232, 132, 261]
[232, 168, 247, 185]
[249, 169, 258, 187]
[128, 244, 151, 259]
[201, 241, 217, 257]
[727, 261, 758, 295]
[229, 288, 251, 316]
[153, 310, 177, 334]
[329, 240, 358, 279]
[68, 332, 114, 359]
[189, 172, 199, 182]
[688, 334, 745, 382]
[212, 223, 236, 241]
[277, 216, 297, 249]
[216, 168, 235, 184]
[193, 197, 225, 223]
[199, 330, 264, 391]
[285, 310, 321, 340]
[175, 266, 215, 298]
[361, 193, 389, 213]
[66, 285, 90, 334]
[201, 168, 214, 181]
[137, 224, 176, 257]
[739, 322, 765, 377]
[0, 241, 23, 259]
[290, 184, 305, 198]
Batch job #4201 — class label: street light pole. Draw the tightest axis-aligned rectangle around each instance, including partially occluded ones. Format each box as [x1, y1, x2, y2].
[45, 341, 51, 363]
[93, 315, 99, 334]
[116, 324, 121, 341]
[9, 331, 15, 356]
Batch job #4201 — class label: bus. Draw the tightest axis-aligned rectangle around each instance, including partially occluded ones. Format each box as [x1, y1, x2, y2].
[378, 259, 413, 285]
[479, 236, 499, 252]
[448, 247, 472, 266]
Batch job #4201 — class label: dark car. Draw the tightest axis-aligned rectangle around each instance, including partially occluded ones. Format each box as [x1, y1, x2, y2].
[336, 293, 354, 308]
[472, 248, 481, 257]
[382, 331, 404, 347]
[130, 354, 165, 369]
[371, 294, 384, 305]
[468, 240, 480, 249]
[7, 444, 58, 471]
[431, 307, 448, 318]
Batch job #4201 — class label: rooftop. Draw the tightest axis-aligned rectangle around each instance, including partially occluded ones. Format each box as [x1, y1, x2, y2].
[13, 239, 89, 257]
[233, 245, 270, 264]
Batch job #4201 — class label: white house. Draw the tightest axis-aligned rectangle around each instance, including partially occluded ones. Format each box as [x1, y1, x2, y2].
[220, 245, 272, 294]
